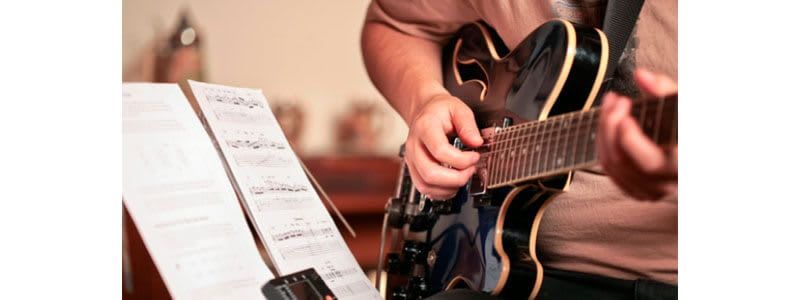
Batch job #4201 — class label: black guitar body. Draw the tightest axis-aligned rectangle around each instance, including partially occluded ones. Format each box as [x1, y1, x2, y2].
[383, 19, 608, 300]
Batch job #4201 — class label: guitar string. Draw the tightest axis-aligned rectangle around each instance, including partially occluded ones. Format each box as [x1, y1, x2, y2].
[477, 103, 675, 183]
[489, 99, 676, 145]
[474, 100, 675, 152]
[472, 101, 676, 157]
[487, 103, 676, 183]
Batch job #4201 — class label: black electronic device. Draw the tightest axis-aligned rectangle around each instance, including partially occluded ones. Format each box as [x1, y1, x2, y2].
[261, 268, 336, 300]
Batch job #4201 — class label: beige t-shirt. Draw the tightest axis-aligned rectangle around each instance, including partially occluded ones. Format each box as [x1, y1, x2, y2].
[366, 0, 678, 285]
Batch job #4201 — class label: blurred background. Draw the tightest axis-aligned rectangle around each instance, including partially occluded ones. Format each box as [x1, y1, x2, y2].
[122, 1, 406, 298]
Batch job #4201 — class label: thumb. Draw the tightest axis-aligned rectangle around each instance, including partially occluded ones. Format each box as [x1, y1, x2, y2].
[451, 102, 483, 148]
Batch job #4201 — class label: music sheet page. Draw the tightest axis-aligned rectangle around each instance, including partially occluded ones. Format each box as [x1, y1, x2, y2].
[187, 80, 381, 300]
[122, 83, 274, 300]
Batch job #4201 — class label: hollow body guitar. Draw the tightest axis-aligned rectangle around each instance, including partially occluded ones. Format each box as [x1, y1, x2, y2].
[379, 19, 677, 300]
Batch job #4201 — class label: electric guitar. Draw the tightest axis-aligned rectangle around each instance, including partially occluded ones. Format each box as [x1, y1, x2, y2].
[376, 19, 677, 300]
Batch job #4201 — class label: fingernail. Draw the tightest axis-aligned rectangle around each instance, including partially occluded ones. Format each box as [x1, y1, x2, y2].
[637, 69, 654, 82]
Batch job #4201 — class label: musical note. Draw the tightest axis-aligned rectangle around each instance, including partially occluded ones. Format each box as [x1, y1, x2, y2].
[319, 265, 360, 282]
[271, 226, 335, 242]
[278, 240, 344, 261]
[226, 138, 285, 150]
[249, 179, 307, 195]
[203, 87, 265, 109]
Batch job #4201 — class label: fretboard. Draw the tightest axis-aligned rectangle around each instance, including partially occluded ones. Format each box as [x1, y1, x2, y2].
[480, 94, 677, 188]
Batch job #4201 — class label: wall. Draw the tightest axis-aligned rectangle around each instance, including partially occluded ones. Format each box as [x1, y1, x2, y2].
[122, 0, 407, 156]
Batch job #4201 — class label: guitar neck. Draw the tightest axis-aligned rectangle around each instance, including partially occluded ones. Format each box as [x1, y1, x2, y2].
[482, 94, 677, 188]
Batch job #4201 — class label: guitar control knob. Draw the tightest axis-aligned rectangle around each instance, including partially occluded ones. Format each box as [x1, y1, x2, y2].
[431, 198, 458, 215]
[408, 276, 430, 298]
[392, 286, 411, 300]
[407, 213, 437, 232]
[386, 253, 411, 274]
[402, 241, 430, 265]
[386, 197, 406, 229]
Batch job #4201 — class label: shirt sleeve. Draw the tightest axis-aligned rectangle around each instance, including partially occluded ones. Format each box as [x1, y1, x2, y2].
[365, 0, 480, 43]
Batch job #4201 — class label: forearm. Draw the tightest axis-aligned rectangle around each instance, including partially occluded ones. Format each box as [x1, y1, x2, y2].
[361, 21, 449, 124]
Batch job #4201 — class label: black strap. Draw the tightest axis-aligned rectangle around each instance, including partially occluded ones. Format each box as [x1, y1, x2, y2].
[601, 0, 645, 83]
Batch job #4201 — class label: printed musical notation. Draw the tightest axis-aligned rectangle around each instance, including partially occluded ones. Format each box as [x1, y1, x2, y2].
[187, 80, 381, 300]
[319, 265, 360, 282]
[271, 226, 335, 242]
[226, 138, 285, 151]
[203, 87, 265, 109]
[278, 240, 344, 261]
[249, 179, 307, 195]
[233, 153, 291, 168]
[270, 218, 343, 260]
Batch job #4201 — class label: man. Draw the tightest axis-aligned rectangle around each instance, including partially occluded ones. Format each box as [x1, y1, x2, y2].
[361, 0, 677, 299]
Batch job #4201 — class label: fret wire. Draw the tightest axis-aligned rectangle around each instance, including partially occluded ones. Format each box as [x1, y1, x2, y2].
[479, 101, 675, 153]
[638, 99, 647, 128]
[541, 118, 553, 177]
[567, 111, 577, 168]
[654, 96, 665, 143]
[498, 128, 508, 185]
[550, 117, 562, 172]
[562, 115, 571, 170]
[495, 113, 598, 182]
[573, 111, 586, 166]
[522, 123, 537, 176]
[525, 121, 538, 179]
[584, 110, 595, 164]
[514, 123, 529, 181]
[494, 96, 676, 142]
[522, 122, 536, 179]
[488, 130, 496, 186]
[483, 98, 676, 185]
[490, 129, 502, 185]
[505, 123, 517, 184]
[515, 123, 526, 180]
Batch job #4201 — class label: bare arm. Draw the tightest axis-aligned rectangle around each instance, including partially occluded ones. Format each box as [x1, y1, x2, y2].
[361, 21, 483, 199]
[361, 22, 446, 123]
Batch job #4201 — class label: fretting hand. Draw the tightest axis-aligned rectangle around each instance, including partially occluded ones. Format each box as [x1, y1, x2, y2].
[597, 69, 678, 201]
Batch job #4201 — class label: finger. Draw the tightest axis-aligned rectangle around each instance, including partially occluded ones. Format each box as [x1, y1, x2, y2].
[414, 142, 476, 188]
[405, 158, 458, 200]
[419, 119, 480, 169]
[601, 93, 631, 165]
[616, 116, 674, 178]
[451, 103, 484, 148]
[596, 92, 618, 165]
[635, 69, 678, 98]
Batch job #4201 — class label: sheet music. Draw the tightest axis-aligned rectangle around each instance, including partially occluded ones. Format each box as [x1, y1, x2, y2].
[122, 83, 274, 300]
[188, 80, 381, 300]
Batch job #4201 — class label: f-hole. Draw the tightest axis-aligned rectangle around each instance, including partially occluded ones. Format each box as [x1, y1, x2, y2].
[456, 61, 489, 89]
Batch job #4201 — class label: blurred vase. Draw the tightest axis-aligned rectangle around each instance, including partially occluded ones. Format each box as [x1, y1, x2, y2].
[154, 10, 205, 83]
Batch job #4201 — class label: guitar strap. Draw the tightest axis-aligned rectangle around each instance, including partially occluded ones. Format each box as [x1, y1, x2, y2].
[599, 0, 646, 101]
